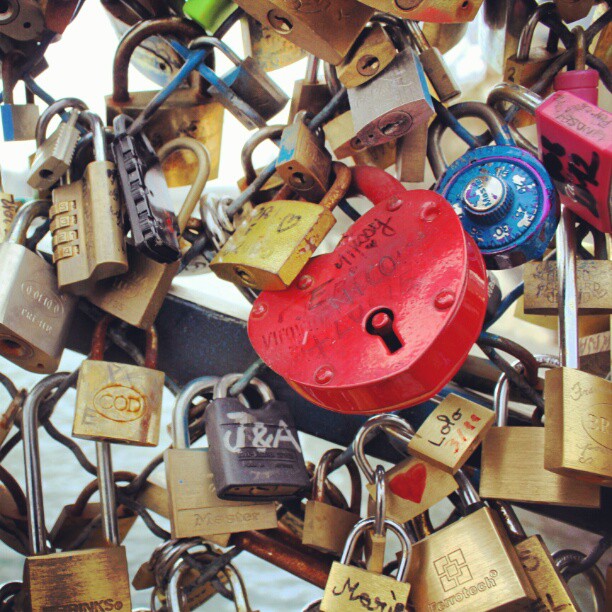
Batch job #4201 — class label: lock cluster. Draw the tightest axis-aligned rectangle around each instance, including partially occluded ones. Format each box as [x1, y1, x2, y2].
[0, 0, 610, 610]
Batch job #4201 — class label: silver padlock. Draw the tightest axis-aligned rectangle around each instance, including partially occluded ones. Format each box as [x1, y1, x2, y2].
[0, 200, 76, 373]
[348, 45, 434, 149]
[1, 64, 39, 141]
[28, 98, 88, 191]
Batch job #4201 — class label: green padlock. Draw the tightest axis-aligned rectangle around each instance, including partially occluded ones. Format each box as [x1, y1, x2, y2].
[183, 0, 238, 34]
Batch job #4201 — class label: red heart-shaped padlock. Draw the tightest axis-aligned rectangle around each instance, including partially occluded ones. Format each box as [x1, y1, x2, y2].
[248, 166, 488, 414]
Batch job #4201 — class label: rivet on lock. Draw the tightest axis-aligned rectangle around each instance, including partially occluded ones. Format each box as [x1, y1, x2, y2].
[205, 374, 311, 501]
[248, 166, 488, 414]
[429, 102, 559, 269]
[0, 200, 77, 373]
[72, 316, 165, 447]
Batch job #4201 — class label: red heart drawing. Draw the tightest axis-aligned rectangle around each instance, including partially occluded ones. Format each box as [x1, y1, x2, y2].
[389, 463, 427, 504]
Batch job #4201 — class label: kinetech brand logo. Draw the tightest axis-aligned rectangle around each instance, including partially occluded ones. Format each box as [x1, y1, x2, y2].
[45, 598, 124, 611]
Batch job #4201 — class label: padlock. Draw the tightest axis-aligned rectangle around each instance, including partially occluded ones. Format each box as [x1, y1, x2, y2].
[206, 374, 310, 500]
[0, 200, 76, 373]
[231, 0, 373, 65]
[407, 394, 495, 474]
[22, 374, 132, 612]
[28, 97, 88, 191]
[237, 124, 286, 204]
[395, 122, 429, 183]
[324, 110, 396, 170]
[406, 470, 536, 611]
[72, 315, 165, 446]
[186, 36, 288, 129]
[554, 0, 593, 23]
[164, 375, 277, 538]
[303, 448, 362, 556]
[488, 83, 612, 234]
[579, 325, 611, 378]
[289, 56, 332, 122]
[337, 23, 397, 88]
[276, 113, 332, 202]
[348, 46, 434, 149]
[523, 259, 612, 315]
[241, 16, 306, 72]
[248, 166, 488, 413]
[86, 137, 211, 329]
[50, 112, 128, 295]
[1, 62, 39, 141]
[503, 3, 565, 125]
[49, 473, 137, 551]
[183, 0, 237, 33]
[429, 102, 559, 269]
[493, 500, 580, 611]
[321, 516, 412, 611]
[355, 415, 459, 523]
[404, 19, 460, 102]
[479, 355, 601, 505]
[210, 161, 350, 291]
[0, 191, 19, 241]
[0, 0, 44, 41]
[354, 0, 484, 23]
[106, 17, 223, 186]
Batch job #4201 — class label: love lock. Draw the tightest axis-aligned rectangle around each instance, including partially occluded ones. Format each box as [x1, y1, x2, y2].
[248, 166, 488, 414]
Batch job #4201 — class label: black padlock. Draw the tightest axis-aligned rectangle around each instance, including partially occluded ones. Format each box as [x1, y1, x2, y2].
[205, 374, 310, 501]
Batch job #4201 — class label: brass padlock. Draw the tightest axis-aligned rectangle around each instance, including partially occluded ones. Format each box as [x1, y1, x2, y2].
[321, 516, 412, 611]
[324, 110, 396, 169]
[288, 56, 332, 122]
[406, 471, 536, 611]
[22, 374, 132, 612]
[210, 161, 350, 291]
[408, 394, 495, 474]
[50, 473, 137, 550]
[106, 17, 223, 186]
[395, 122, 429, 183]
[231, 0, 374, 65]
[72, 316, 165, 446]
[354, 0, 484, 23]
[355, 415, 459, 524]
[493, 500, 580, 611]
[0, 200, 77, 373]
[337, 23, 397, 88]
[479, 356, 601, 506]
[241, 15, 306, 71]
[86, 137, 211, 329]
[579, 325, 610, 378]
[303, 448, 361, 556]
[276, 113, 332, 202]
[164, 375, 277, 539]
[50, 112, 128, 295]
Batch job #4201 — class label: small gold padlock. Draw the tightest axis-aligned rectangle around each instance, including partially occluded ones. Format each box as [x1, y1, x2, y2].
[72, 316, 165, 446]
[288, 56, 332, 122]
[210, 161, 350, 291]
[408, 394, 495, 474]
[579, 324, 611, 378]
[303, 448, 362, 557]
[321, 516, 412, 612]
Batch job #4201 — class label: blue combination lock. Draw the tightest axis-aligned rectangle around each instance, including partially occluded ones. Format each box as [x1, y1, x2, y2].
[428, 102, 558, 270]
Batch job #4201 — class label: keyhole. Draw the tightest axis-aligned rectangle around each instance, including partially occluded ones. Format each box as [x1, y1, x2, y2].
[234, 266, 257, 287]
[380, 119, 404, 136]
[357, 55, 380, 77]
[268, 10, 293, 34]
[365, 308, 404, 354]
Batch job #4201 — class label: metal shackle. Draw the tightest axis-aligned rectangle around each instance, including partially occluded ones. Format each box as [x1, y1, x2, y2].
[171, 376, 220, 449]
[487, 82, 542, 117]
[354, 414, 415, 484]
[427, 101, 515, 179]
[35, 96, 87, 147]
[112, 18, 208, 103]
[241, 124, 285, 185]
[189, 35, 245, 67]
[373, 465, 386, 539]
[340, 516, 413, 583]
[213, 374, 274, 403]
[553, 549, 606, 611]
[516, 2, 564, 61]
[6, 199, 50, 246]
[80, 111, 108, 163]
[312, 447, 362, 513]
[23, 372, 71, 554]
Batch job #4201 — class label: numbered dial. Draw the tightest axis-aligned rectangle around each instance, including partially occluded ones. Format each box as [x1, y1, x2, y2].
[435, 146, 558, 270]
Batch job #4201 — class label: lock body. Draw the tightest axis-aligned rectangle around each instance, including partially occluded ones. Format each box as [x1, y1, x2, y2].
[406, 508, 535, 611]
[0, 103, 39, 141]
[0, 242, 76, 373]
[73, 359, 165, 446]
[349, 48, 434, 149]
[51, 161, 128, 295]
[544, 367, 612, 486]
[435, 145, 558, 269]
[205, 397, 310, 500]
[303, 502, 360, 556]
[354, 0, 484, 23]
[248, 172, 488, 414]
[536, 91, 612, 233]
